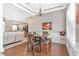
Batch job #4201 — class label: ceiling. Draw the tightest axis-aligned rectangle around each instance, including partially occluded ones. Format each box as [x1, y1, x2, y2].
[23, 3, 67, 13]
[11, 3, 68, 15]
[3, 3, 68, 21]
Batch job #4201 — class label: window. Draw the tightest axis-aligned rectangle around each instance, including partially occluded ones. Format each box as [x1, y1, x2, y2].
[12, 25, 18, 31]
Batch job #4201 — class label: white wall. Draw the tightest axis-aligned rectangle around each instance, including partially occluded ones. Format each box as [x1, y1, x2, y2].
[26, 9, 66, 43]
[66, 4, 77, 56]
[3, 3, 32, 22]
[4, 20, 27, 32]
[66, 4, 76, 46]
[0, 3, 4, 52]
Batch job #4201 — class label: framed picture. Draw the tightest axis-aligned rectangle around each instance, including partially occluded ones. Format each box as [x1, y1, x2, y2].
[42, 22, 52, 30]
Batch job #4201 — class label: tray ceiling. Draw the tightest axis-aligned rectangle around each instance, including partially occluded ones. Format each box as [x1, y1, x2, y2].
[3, 3, 68, 21]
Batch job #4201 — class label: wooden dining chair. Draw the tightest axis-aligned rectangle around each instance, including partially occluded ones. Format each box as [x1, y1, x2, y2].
[24, 32, 41, 55]
[23, 32, 34, 55]
[33, 31, 36, 35]
[41, 31, 50, 52]
[27, 33, 33, 50]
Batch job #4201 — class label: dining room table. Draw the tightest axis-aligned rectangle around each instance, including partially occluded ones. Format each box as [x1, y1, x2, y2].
[33, 34, 50, 52]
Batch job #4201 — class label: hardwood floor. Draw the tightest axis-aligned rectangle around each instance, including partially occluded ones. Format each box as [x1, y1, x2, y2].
[3, 42, 69, 56]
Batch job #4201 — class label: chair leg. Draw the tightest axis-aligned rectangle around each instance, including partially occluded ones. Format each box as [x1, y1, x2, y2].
[46, 43, 49, 52]
[32, 45, 34, 56]
[49, 39, 52, 48]
[38, 44, 41, 52]
[24, 42, 28, 55]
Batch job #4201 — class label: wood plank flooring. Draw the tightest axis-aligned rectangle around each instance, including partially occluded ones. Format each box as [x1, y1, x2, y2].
[3, 42, 69, 56]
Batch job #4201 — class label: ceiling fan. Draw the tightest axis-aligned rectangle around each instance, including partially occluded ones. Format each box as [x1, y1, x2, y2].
[36, 3, 64, 16]
[37, 3, 43, 16]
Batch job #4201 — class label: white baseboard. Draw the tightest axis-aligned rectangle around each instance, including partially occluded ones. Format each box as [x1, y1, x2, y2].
[51, 40, 65, 44]
[4, 40, 27, 49]
[0, 48, 4, 53]
[65, 39, 77, 56]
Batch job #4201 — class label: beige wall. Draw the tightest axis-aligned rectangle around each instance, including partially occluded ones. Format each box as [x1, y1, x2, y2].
[26, 9, 66, 43]
[26, 9, 66, 33]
